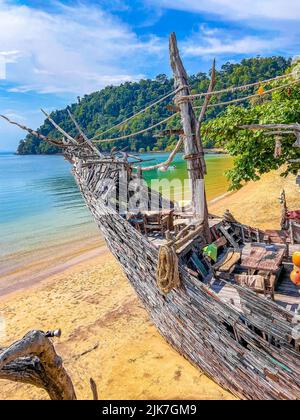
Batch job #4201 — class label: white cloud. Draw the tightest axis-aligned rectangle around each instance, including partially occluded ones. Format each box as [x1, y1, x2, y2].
[183, 27, 280, 57]
[153, 0, 300, 21]
[0, 1, 165, 95]
[148, 0, 300, 59]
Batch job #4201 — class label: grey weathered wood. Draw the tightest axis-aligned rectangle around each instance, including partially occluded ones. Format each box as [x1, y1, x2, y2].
[240, 123, 300, 131]
[41, 109, 78, 146]
[2, 32, 300, 401]
[240, 123, 300, 148]
[70, 155, 300, 400]
[0, 115, 67, 149]
[169, 32, 211, 243]
[0, 330, 76, 400]
[139, 136, 183, 172]
[67, 109, 102, 157]
[195, 58, 216, 175]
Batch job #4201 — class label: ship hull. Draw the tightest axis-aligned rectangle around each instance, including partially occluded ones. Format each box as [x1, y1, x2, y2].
[72, 160, 300, 401]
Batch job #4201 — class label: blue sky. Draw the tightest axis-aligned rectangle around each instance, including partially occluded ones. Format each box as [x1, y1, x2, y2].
[0, 0, 300, 151]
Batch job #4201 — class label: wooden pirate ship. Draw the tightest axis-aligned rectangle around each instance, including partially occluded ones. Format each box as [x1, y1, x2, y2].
[2, 33, 300, 400]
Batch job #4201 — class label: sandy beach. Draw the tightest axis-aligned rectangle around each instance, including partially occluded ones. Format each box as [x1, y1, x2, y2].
[0, 170, 298, 400]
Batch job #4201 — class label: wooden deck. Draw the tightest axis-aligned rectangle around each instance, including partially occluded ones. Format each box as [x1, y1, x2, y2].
[146, 225, 300, 314]
[275, 264, 300, 313]
[210, 270, 300, 314]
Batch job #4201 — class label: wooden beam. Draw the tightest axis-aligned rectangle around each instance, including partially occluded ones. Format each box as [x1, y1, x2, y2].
[195, 59, 216, 175]
[0, 115, 67, 148]
[139, 136, 183, 172]
[41, 109, 78, 146]
[154, 128, 184, 138]
[67, 109, 102, 157]
[264, 131, 295, 136]
[169, 32, 211, 243]
[239, 123, 300, 148]
[239, 123, 300, 131]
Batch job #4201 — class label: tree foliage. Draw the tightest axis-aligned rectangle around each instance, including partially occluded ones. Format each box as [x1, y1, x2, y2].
[202, 63, 300, 190]
[17, 56, 291, 157]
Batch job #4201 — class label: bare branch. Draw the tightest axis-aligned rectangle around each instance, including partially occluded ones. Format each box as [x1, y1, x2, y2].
[139, 136, 183, 172]
[41, 109, 78, 146]
[89, 378, 98, 400]
[0, 330, 76, 400]
[67, 109, 102, 157]
[0, 115, 67, 149]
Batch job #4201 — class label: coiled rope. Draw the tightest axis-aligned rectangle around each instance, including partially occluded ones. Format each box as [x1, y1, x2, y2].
[157, 244, 180, 294]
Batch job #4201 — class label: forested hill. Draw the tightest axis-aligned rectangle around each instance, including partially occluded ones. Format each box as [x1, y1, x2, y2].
[17, 56, 291, 154]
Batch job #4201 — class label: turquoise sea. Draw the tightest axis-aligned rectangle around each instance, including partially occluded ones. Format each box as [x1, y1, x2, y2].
[0, 152, 232, 280]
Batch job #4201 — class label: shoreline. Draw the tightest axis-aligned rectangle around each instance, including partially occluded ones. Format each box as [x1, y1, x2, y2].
[0, 191, 230, 300]
[0, 249, 235, 400]
[1, 169, 297, 300]
[14, 149, 227, 157]
[0, 245, 107, 300]
[0, 169, 298, 400]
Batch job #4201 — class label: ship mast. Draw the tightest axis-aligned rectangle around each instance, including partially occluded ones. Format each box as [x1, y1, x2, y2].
[169, 32, 213, 242]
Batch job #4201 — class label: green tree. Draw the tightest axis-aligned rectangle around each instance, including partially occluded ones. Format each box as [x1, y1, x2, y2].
[17, 56, 291, 155]
[202, 70, 300, 190]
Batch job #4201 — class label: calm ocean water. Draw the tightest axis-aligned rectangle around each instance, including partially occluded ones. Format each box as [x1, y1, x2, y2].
[0, 152, 232, 277]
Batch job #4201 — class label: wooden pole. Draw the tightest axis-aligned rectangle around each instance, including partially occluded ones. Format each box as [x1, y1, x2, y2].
[240, 123, 300, 148]
[195, 58, 216, 175]
[279, 189, 288, 230]
[169, 32, 211, 242]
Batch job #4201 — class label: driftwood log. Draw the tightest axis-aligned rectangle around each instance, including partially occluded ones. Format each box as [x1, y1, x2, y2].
[0, 330, 77, 400]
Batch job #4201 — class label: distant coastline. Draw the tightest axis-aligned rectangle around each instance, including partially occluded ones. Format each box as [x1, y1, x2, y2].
[15, 148, 227, 156]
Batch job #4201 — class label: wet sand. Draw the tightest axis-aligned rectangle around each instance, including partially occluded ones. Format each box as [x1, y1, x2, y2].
[0, 170, 298, 400]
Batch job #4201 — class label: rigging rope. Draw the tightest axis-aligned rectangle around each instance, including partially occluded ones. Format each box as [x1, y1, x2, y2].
[194, 79, 300, 110]
[92, 74, 300, 143]
[93, 79, 299, 144]
[181, 72, 295, 102]
[91, 87, 183, 140]
[92, 113, 179, 143]
[92, 74, 294, 142]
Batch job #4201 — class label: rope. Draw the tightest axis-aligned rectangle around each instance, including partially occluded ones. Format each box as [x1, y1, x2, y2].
[91, 87, 183, 140]
[92, 81, 297, 144]
[137, 136, 183, 172]
[194, 79, 300, 110]
[93, 78, 300, 145]
[156, 244, 180, 294]
[180, 72, 295, 102]
[92, 113, 179, 144]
